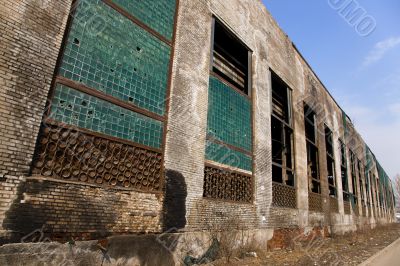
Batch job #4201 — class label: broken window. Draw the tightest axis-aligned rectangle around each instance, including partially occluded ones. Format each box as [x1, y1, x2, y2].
[340, 140, 350, 201]
[304, 104, 320, 193]
[271, 72, 294, 186]
[375, 177, 380, 208]
[325, 126, 336, 197]
[358, 159, 364, 203]
[366, 171, 371, 206]
[350, 150, 358, 206]
[211, 18, 250, 94]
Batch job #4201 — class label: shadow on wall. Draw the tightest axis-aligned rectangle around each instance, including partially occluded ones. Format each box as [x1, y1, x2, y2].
[163, 170, 187, 232]
[1, 180, 117, 244]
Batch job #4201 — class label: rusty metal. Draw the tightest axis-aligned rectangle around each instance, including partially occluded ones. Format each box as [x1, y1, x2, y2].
[272, 182, 296, 209]
[32, 123, 162, 192]
[203, 165, 253, 203]
[308, 192, 323, 212]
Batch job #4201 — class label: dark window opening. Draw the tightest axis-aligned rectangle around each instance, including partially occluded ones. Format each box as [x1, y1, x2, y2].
[358, 160, 364, 207]
[339, 140, 349, 201]
[271, 73, 294, 186]
[325, 126, 336, 197]
[350, 151, 358, 205]
[366, 172, 371, 205]
[305, 104, 320, 194]
[304, 105, 316, 143]
[271, 73, 291, 123]
[212, 19, 250, 94]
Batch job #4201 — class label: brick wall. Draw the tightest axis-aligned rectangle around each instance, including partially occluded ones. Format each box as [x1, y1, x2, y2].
[0, 0, 72, 176]
[1, 177, 163, 243]
[0, 0, 395, 244]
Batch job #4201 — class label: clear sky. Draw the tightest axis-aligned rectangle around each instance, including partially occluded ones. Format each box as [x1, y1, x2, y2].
[262, 0, 400, 178]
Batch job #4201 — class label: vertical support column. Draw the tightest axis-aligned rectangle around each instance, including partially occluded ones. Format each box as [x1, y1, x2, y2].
[163, 0, 212, 231]
[253, 67, 273, 228]
[292, 82, 308, 227]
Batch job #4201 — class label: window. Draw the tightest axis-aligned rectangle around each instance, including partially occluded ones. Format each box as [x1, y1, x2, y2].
[375, 177, 380, 208]
[203, 18, 253, 203]
[340, 140, 350, 201]
[358, 159, 364, 202]
[350, 150, 358, 206]
[211, 19, 250, 94]
[366, 171, 371, 206]
[304, 104, 320, 193]
[271, 72, 294, 186]
[325, 126, 336, 197]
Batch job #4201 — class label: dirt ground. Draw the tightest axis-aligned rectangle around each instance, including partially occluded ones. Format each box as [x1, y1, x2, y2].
[209, 223, 400, 266]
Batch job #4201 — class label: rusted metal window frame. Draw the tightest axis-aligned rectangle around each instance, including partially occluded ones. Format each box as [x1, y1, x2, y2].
[270, 71, 295, 188]
[204, 16, 254, 204]
[210, 17, 252, 97]
[29, 0, 181, 194]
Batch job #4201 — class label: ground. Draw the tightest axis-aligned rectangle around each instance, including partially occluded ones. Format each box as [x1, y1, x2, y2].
[208, 223, 400, 266]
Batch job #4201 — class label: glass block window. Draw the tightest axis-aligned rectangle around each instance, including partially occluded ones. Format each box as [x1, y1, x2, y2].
[207, 76, 252, 152]
[112, 0, 176, 40]
[205, 141, 252, 172]
[49, 84, 163, 149]
[205, 19, 252, 173]
[59, 0, 171, 116]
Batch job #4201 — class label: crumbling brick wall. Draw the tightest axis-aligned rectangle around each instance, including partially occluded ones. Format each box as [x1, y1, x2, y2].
[0, 0, 395, 245]
[0, 0, 72, 177]
[1, 177, 163, 243]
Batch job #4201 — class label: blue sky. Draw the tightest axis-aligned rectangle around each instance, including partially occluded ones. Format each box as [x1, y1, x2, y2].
[262, 0, 400, 178]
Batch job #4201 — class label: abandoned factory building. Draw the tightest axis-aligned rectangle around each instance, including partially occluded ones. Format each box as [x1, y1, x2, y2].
[0, 0, 396, 247]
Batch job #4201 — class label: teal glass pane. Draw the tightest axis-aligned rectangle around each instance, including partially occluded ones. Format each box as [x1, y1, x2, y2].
[59, 0, 170, 116]
[205, 141, 252, 171]
[50, 84, 163, 149]
[207, 76, 252, 152]
[113, 0, 176, 40]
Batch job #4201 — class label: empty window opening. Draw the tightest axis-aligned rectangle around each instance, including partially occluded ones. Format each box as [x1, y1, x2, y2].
[304, 105, 316, 143]
[350, 150, 358, 206]
[304, 104, 320, 193]
[271, 72, 294, 186]
[340, 140, 350, 201]
[366, 171, 371, 206]
[358, 159, 365, 206]
[212, 19, 250, 94]
[325, 126, 336, 197]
